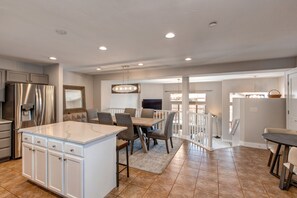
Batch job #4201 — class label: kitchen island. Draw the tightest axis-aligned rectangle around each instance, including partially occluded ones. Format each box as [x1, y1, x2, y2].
[19, 121, 127, 198]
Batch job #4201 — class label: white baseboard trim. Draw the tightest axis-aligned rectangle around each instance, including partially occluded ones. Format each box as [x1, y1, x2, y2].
[239, 141, 267, 149]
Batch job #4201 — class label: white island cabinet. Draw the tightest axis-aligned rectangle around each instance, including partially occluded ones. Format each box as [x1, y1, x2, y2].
[19, 121, 127, 198]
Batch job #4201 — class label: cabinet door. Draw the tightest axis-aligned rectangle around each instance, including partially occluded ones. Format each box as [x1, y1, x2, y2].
[30, 73, 49, 84]
[64, 154, 84, 198]
[6, 70, 29, 83]
[22, 143, 33, 179]
[34, 145, 47, 187]
[48, 150, 64, 195]
[0, 69, 5, 101]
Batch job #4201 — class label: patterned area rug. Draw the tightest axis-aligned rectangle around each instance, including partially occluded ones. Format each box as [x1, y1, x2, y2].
[119, 137, 184, 174]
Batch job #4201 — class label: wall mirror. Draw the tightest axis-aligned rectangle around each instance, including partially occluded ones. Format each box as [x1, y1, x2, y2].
[63, 85, 86, 113]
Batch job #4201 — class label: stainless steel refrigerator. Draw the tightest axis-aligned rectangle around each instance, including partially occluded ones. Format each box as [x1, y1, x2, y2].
[2, 83, 55, 159]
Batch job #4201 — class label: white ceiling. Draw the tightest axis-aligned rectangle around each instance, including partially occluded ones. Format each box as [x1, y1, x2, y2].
[0, 1, 297, 74]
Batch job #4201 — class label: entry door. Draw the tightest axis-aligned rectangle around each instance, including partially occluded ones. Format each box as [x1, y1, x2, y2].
[287, 71, 297, 130]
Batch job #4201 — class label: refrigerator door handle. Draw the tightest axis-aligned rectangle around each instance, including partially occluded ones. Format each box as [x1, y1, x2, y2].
[35, 87, 41, 125]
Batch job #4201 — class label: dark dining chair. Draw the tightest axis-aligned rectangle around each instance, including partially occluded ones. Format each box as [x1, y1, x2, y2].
[97, 112, 129, 187]
[146, 112, 176, 154]
[115, 113, 139, 155]
[97, 112, 114, 125]
[140, 108, 155, 133]
[140, 108, 154, 118]
[124, 108, 136, 117]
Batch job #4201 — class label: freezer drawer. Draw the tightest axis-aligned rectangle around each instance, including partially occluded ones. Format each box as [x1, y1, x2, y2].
[0, 138, 10, 149]
[0, 148, 10, 159]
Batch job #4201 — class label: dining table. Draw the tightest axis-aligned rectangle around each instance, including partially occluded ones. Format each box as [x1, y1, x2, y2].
[262, 133, 297, 189]
[91, 117, 164, 153]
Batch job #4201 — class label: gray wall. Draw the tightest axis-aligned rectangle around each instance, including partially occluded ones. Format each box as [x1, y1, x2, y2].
[222, 77, 284, 141]
[44, 64, 64, 122]
[63, 71, 94, 109]
[0, 57, 44, 74]
[232, 98, 286, 148]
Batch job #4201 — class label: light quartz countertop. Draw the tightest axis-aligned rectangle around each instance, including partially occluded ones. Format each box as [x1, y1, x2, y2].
[19, 121, 127, 145]
[0, 119, 12, 124]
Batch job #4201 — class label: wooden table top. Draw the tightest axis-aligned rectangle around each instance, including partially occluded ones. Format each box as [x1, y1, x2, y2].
[91, 117, 164, 127]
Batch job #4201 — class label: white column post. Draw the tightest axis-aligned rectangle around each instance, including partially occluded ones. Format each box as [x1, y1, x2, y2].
[182, 76, 189, 136]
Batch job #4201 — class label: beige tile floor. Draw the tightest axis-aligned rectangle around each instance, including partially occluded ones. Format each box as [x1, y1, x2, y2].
[0, 141, 296, 198]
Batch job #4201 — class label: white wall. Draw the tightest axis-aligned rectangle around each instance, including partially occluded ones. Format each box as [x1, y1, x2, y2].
[101, 81, 139, 110]
[139, 83, 164, 108]
[100, 82, 164, 111]
[222, 77, 283, 141]
[63, 71, 94, 109]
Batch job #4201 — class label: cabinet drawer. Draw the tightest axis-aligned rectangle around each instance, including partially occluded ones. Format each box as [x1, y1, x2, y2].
[0, 147, 10, 158]
[34, 136, 47, 148]
[64, 143, 83, 157]
[0, 138, 10, 148]
[0, 124, 11, 131]
[0, 130, 10, 139]
[48, 139, 63, 152]
[22, 133, 33, 143]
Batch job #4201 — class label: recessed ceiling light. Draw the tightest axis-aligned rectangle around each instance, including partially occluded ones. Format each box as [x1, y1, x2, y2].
[165, 32, 175, 39]
[138, 63, 143, 66]
[209, 21, 218, 27]
[96, 67, 101, 71]
[55, 29, 67, 35]
[99, 46, 107, 51]
[48, 56, 57, 60]
[185, 57, 192, 61]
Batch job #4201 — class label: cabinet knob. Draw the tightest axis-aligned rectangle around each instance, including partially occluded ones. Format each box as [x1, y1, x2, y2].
[64, 159, 67, 161]
[37, 141, 41, 143]
[29, 148, 32, 151]
[70, 149, 74, 152]
[24, 138, 28, 140]
[32, 149, 35, 152]
[58, 157, 62, 160]
[52, 145, 56, 148]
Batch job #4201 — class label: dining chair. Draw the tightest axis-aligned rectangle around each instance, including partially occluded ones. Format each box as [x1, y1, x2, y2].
[97, 112, 113, 125]
[146, 112, 176, 154]
[124, 108, 136, 117]
[115, 113, 139, 155]
[97, 112, 129, 187]
[280, 147, 297, 190]
[86, 108, 98, 123]
[140, 108, 154, 118]
[264, 128, 296, 175]
[140, 108, 155, 133]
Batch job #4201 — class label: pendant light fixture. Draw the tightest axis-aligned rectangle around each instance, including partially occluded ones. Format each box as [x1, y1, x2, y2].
[111, 65, 140, 94]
